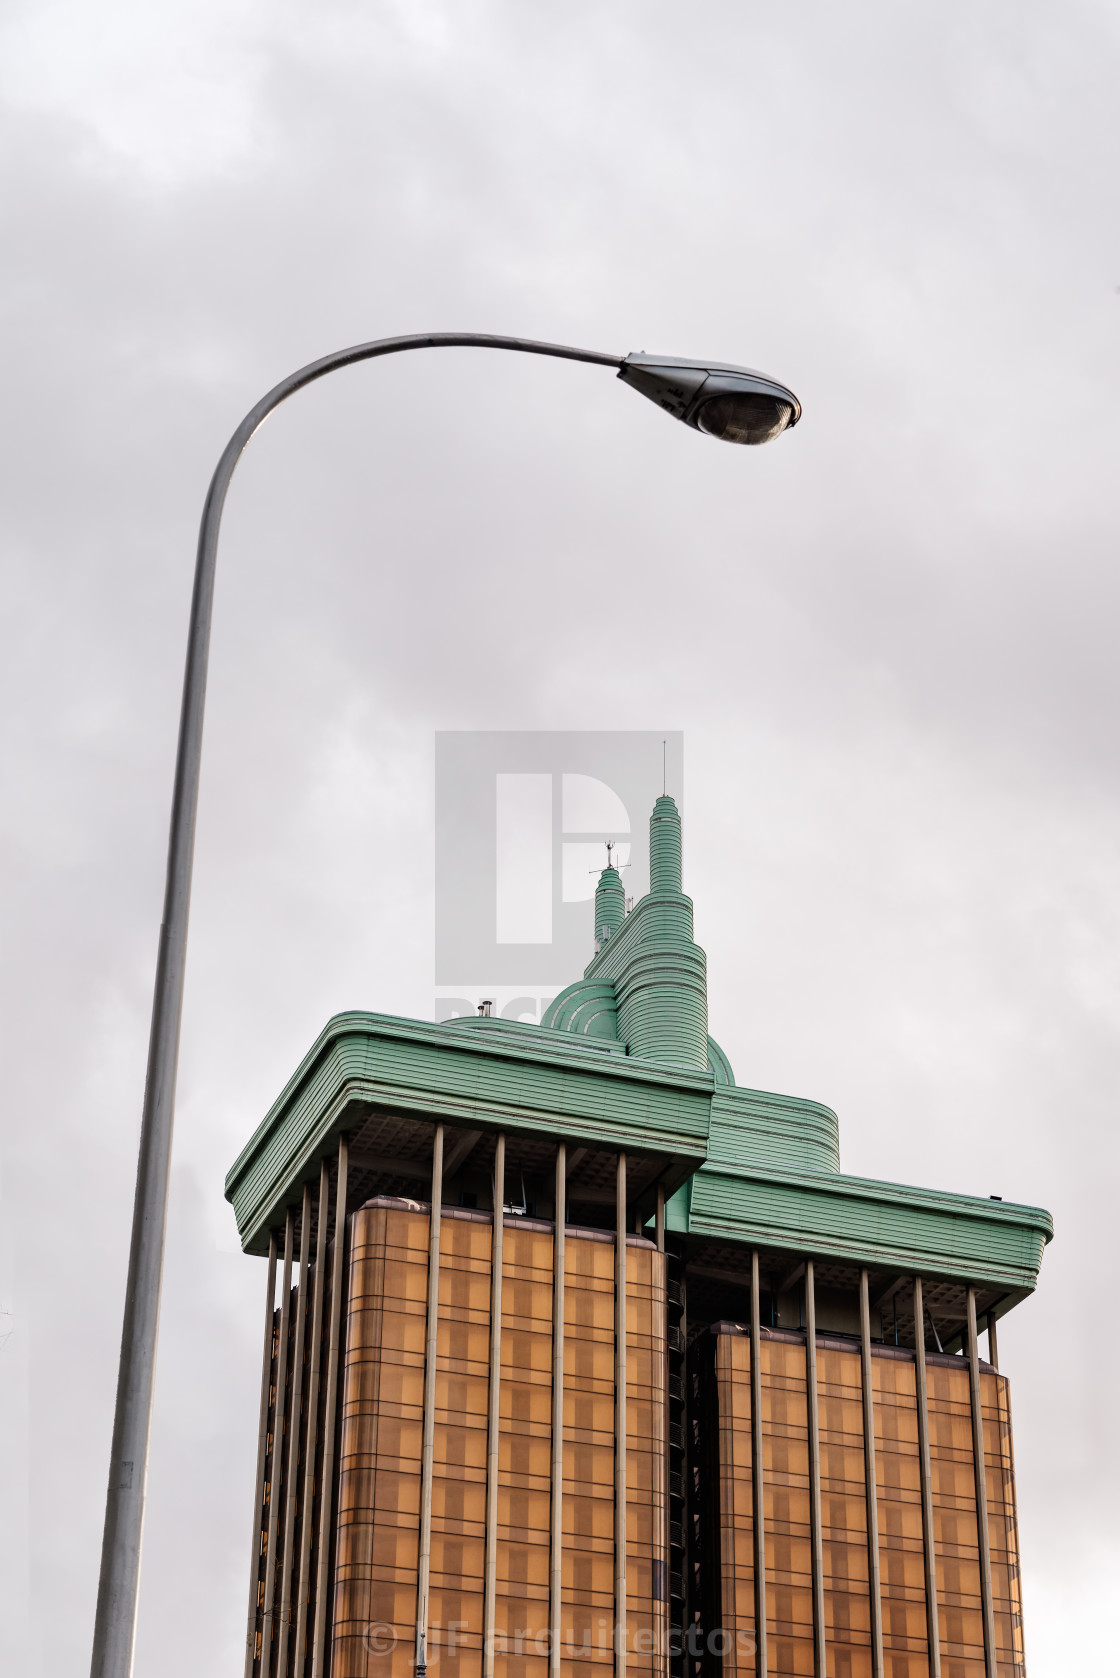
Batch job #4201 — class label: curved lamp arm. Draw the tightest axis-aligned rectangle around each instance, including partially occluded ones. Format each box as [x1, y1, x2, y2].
[90, 328, 800, 1678]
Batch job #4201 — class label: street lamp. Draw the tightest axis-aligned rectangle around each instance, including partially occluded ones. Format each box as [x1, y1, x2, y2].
[88, 331, 800, 1678]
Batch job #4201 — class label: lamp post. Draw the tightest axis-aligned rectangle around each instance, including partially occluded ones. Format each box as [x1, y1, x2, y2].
[88, 331, 800, 1678]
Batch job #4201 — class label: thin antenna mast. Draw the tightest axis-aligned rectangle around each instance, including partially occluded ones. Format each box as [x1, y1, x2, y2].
[588, 841, 630, 877]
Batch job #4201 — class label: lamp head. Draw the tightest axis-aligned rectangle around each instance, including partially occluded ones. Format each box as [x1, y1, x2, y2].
[618, 352, 800, 445]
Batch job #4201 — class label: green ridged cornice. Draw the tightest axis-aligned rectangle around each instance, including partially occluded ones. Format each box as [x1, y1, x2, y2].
[670, 1159, 1052, 1292]
[223, 1006, 1051, 1297]
[224, 1009, 713, 1254]
[709, 1085, 840, 1173]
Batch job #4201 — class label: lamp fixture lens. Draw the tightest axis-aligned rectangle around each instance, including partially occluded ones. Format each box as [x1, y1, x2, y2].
[617, 353, 801, 444]
[694, 391, 794, 446]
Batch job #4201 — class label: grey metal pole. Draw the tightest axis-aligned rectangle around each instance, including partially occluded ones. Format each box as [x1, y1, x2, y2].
[549, 1143, 566, 1678]
[243, 1230, 278, 1678]
[652, 1182, 666, 1675]
[483, 1135, 506, 1678]
[615, 1152, 628, 1678]
[804, 1261, 825, 1678]
[276, 1184, 312, 1678]
[912, 1277, 941, 1678]
[750, 1251, 767, 1678]
[416, 1122, 446, 1678]
[966, 1289, 998, 1678]
[310, 1135, 348, 1678]
[88, 332, 623, 1678]
[261, 1212, 295, 1674]
[293, 1161, 331, 1672]
[858, 1270, 884, 1678]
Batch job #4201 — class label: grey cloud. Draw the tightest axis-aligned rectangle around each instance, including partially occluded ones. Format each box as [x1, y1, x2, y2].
[1, 3, 1117, 1672]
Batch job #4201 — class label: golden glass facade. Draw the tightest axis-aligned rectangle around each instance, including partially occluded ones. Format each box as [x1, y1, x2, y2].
[818, 1345, 875, 1673]
[234, 793, 1047, 1678]
[707, 1327, 1025, 1678]
[621, 1241, 667, 1678]
[329, 1201, 666, 1678]
[333, 1200, 430, 1678]
[926, 1364, 1024, 1678]
[244, 1187, 1025, 1678]
[874, 1354, 927, 1667]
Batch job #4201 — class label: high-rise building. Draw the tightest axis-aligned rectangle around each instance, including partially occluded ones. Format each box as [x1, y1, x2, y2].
[227, 795, 1051, 1678]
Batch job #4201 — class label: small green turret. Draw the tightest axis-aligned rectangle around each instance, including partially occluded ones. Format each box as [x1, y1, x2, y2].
[594, 864, 627, 948]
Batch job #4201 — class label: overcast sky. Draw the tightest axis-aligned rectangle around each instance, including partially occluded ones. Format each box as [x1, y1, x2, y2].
[1, 2, 1118, 1673]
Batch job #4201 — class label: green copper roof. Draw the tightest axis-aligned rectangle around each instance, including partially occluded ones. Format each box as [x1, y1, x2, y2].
[225, 793, 1053, 1300]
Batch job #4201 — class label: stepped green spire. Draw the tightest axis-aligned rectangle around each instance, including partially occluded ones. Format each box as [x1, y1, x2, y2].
[543, 794, 712, 1072]
[649, 794, 683, 893]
